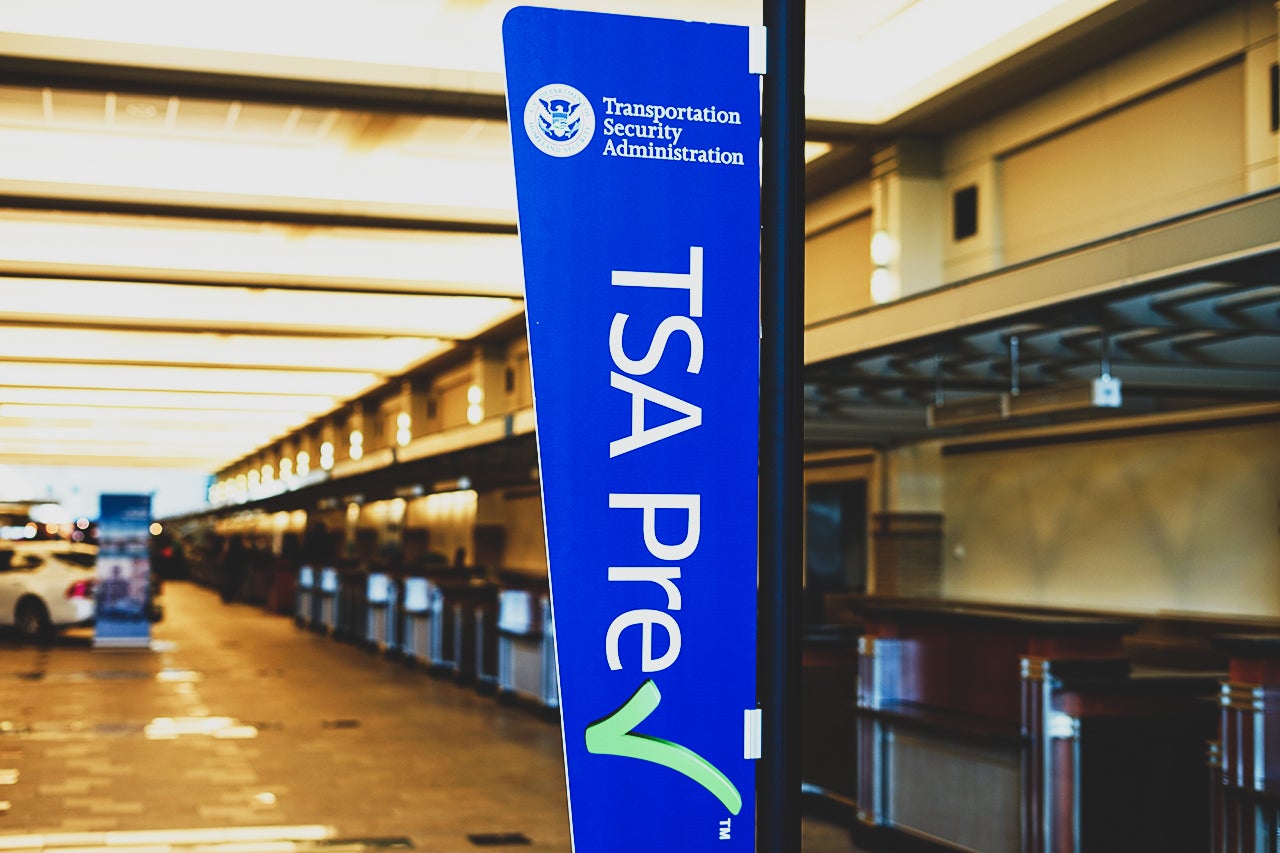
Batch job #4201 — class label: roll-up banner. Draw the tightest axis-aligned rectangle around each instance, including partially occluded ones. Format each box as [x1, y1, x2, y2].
[504, 8, 762, 851]
[94, 493, 153, 648]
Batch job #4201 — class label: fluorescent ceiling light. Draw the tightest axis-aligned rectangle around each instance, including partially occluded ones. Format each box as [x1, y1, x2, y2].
[0, 277, 522, 339]
[804, 142, 832, 163]
[0, 404, 311, 429]
[0, 105, 517, 222]
[0, 449, 252, 469]
[806, 0, 1117, 122]
[0, 425, 284, 447]
[0, 387, 340, 412]
[0, 361, 381, 396]
[0, 0, 1117, 124]
[0, 212, 525, 296]
[0, 327, 447, 373]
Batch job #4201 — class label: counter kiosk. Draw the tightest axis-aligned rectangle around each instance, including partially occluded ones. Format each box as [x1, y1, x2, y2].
[365, 571, 393, 651]
[426, 580, 455, 673]
[496, 586, 558, 709]
[295, 565, 315, 629]
[443, 579, 499, 686]
[335, 568, 368, 643]
[852, 600, 1217, 853]
[317, 567, 339, 635]
[401, 576, 432, 664]
[801, 624, 861, 814]
[1211, 634, 1280, 853]
[266, 562, 295, 616]
[472, 582, 500, 694]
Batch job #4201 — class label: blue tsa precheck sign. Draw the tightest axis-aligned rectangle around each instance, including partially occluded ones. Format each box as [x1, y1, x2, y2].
[504, 7, 762, 852]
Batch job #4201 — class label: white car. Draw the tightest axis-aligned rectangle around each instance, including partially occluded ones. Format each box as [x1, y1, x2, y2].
[0, 541, 97, 639]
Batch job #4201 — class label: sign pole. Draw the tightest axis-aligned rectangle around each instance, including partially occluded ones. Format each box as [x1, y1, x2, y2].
[758, 0, 805, 850]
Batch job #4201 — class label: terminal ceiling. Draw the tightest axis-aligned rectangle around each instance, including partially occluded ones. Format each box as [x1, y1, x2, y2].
[0, 0, 1246, 474]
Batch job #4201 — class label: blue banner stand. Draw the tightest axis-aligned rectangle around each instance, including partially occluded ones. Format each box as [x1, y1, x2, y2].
[94, 493, 153, 649]
[505, 8, 763, 851]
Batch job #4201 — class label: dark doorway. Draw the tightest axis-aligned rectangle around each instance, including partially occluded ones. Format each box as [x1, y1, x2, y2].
[803, 479, 867, 625]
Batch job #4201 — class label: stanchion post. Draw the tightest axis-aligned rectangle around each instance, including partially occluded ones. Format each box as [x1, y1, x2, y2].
[758, 0, 805, 850]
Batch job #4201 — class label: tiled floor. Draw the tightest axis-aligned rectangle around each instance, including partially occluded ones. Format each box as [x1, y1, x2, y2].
[0, 582, 868, 852]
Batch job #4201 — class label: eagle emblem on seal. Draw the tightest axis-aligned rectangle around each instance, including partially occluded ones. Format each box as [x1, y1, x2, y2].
[524, 84, 595, 157]
[538, 97, 582, 143]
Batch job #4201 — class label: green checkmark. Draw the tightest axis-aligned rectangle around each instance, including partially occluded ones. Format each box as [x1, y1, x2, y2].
[584, 678, 742, 815]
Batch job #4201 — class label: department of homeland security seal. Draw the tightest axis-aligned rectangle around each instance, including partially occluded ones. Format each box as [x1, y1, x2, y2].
[524, 83, 595, 157]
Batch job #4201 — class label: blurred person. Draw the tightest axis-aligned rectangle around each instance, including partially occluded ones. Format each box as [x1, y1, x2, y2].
[220, 535, 248, 603]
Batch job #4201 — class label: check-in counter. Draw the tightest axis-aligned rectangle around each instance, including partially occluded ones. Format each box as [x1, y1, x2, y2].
[853, 600, 1218, 853]
[396, 569, 464, 666]
[295, 565, 316, 629]
[402, 576, 432, 663]
[266, 561, 296, 617]
[472, 584, 501, 694]
[1210, 634, 1280, 853]
[365, 571, 399, 653]
[335, 567, 368, 643]
[497, 585, 558, 709]
[443, 578, 499, 687]
[317, 566, 339, 635]
[425, 578, 455, 672]
[802, 624, 861, 812]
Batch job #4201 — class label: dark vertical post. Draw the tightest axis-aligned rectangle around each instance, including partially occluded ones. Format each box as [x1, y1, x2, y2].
[758, 0, 805, 850]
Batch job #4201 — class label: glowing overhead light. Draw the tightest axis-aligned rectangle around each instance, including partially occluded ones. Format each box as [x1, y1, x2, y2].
[296, 451, 311, 476]
[0, 0, 457, 74]
[870, 267, 898, 304]
[0, 0, 1115, 127]
[0, 404, 311, 429]
[150, 522, 163, 535]
[870, 230, 895, 267]
[0, 424, 280, 447]
[806, 0, 1118, 123]
[0, 327, 448, 373]
[804, 141, 832, 163]
[319, 441, 335, 471]
[349, 429, 364, 461]
[0, 276, 522, 340]
[0, 361, 380, 397]
[0, 213, 524, 299]
[0, 386, 340, 412]
[0, 121, 517, 221]
[465, 383, 485, 425]
[396, 412, 412, 447]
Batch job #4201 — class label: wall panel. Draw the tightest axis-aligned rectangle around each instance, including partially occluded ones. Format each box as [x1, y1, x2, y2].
[1001, 64, 1246, 264]
[805, 213, 871, 326]
[942, 421, 1280, 616]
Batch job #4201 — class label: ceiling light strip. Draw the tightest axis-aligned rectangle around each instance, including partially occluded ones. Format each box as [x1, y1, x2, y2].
[0, 269, 524, 300]
[0, 56, 510, 120]
[0, 386, 339, 411]
[0, 193, 518, 235]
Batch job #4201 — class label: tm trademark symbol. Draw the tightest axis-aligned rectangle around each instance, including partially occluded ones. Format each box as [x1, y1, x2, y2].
[718, 817, 731, 841]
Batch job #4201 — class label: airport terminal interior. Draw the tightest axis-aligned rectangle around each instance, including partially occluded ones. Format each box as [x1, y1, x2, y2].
[0, 0, 1279, 850]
